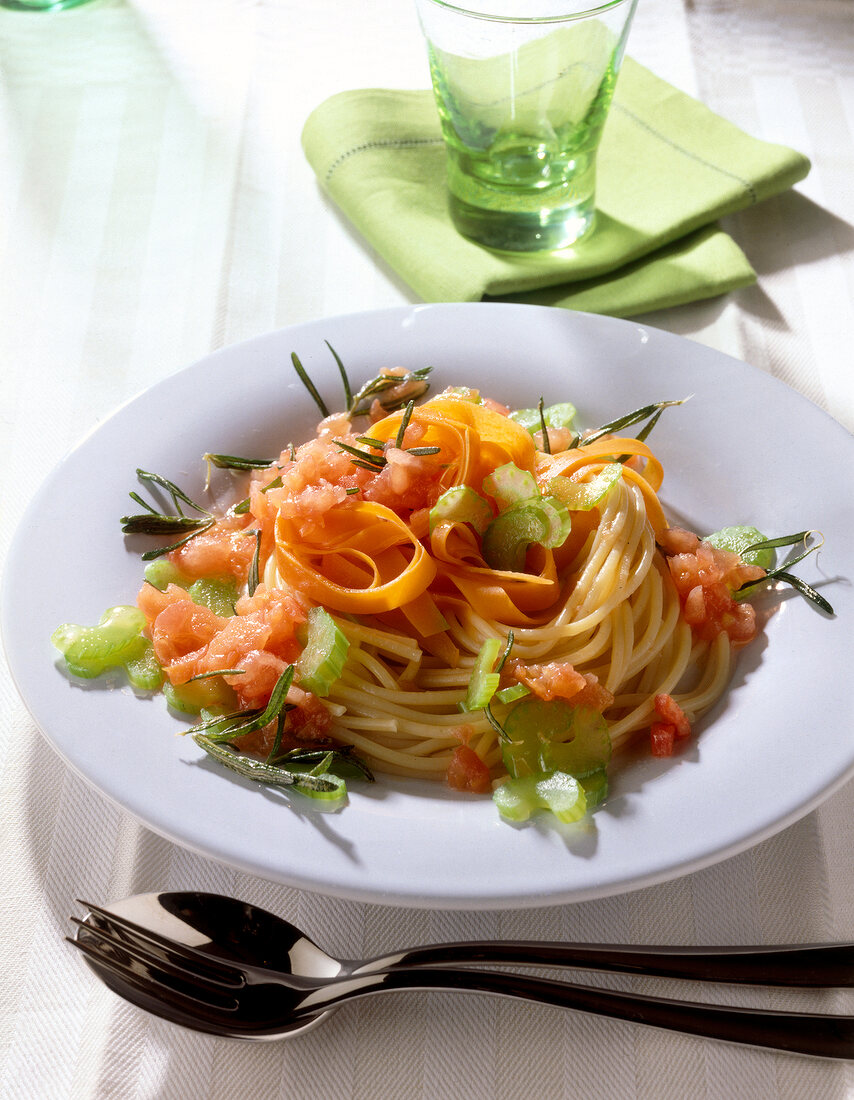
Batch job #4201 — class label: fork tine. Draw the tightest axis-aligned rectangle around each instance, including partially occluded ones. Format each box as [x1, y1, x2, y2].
[74, 900, 244, 989]
[69, 917, 244, 998]
[65, 928, 239, 1012]
[67, 935, 242, 1023]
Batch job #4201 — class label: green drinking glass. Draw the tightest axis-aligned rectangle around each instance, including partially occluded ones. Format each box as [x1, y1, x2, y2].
[415, 0, 639, 252]
[1, 0, 95, 10]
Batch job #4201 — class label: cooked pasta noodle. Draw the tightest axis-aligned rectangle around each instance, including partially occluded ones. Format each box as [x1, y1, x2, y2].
[297, 477, 735, 778]
[135, 378, 767, 803]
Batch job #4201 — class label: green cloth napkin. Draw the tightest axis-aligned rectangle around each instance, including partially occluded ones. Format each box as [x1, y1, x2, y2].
[302, 58, 810, 316]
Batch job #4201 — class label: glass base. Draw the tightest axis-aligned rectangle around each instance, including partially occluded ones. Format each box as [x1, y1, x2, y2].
[449, 193, 596, 253]
[0, 0, 94, 10]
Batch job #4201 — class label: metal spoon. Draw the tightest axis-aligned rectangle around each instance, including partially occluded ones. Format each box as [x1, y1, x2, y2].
[68, 892, 854, 1055]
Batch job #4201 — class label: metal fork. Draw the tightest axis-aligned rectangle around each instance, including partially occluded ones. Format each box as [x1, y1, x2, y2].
[68, 901, 854, 1057]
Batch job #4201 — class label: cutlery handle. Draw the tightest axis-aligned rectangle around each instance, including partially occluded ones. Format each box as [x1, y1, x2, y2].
[298, 967, 854, 1059]
[357, 941, 854, 987]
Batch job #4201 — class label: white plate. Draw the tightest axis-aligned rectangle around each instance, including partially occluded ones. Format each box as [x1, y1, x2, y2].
[4, 304, 853, 909]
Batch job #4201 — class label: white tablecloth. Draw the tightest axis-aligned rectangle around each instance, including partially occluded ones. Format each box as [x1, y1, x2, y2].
[2, 1, 853, 1096]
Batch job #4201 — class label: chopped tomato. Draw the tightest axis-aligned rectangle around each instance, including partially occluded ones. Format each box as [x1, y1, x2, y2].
[286, 687, 335, 741]
[149, 599, 225, 668]
[650, 694, 691, 757]
[447, 745, 492, 793]
[512, 661, 614, 712]
[650, 722, 676, 757]
[660, 529, 765, 648]
[168, 515, 258, 582]
[654, 693, 691, 739]
[137, 581, 192, 628]
[658, 526, 701, 555]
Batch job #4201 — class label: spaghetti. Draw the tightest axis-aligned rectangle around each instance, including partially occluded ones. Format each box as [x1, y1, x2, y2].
[54, 364, 788, 820]
[142, 377, 766, 807]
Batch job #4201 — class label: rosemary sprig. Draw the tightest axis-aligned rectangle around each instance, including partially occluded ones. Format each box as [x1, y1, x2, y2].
[334, 405, 442, 472]
[271, 745, 375, 781]
[265, 710, 288, 764]
[121, 469, 215, 560]
[186, 668, 246, 682]
[246, 529, 262, 596]
[573, 399, 689, 449]
[495, 630, 515, 674]
[203, 453, 275, 471]
[193, 735, 345, 794]
[737, 531, 833, 613]
[232, 475, 283, 516]
[185, 666, 295, 744]
[537, 397, 551, 455]
[484, 700, 509, 742]
[334, 439, 386, 468]
[291, 351, 330, 417]
[325, 341, 352, 410]
[394, 400, 415, 449]
[349, 366, 432, 416]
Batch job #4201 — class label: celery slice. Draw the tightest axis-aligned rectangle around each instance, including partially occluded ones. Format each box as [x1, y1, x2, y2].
[460, 637, 503, 712]
[549, 463, 623, 511]
[537, 496, 572, 548]
[296, 607, 350, 696]
[495, 682, 530, 705]
[509, 402, 577, 435]
[52, 606, 148, 677]
[481, 505, 549, 572]
[429, 485, 493, 535]
[501, 698, 611, 779]
[579, 767, 609, 808]
[483, 462, 539, 511]
[493, 770, 587, 824]
[705, 525, 774, 570]
[188, 576, 239, 616]
[492, 777, 536, 822]
[164, 676, 239, 716]
[144, 560, 190, 590]
[125, 640, 164, 692]
[535, 771, 588, 823]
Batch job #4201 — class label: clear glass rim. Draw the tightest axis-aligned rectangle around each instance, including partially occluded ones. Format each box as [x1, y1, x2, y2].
[417, 0, 635, 25]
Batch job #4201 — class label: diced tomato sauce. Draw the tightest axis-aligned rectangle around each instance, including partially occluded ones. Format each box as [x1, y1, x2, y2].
[447, 745, 492, 793]
[659, 527, 766, 648]
[138, 579, 307, 706]
[650, 723, 676, 757]
[261, 425, 445, 528]
[168, 515, 258, 583]
[149, 600, 226, 669]
[234, 687, 334, 756]
[650, 693, 691, 757]
[286, 687, 335, 740]
[511, 661, 614, 712]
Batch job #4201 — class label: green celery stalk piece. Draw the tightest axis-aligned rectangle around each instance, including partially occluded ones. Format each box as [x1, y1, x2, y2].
[549, 463, 623, 511]
[483, 462, 539, 511]
[509, 402, 577, 435]
[188, 576, 239, 616]
[481, 505, 549, 572]
[429, 485, 493, 535]
[461, 637, 503, 712]
[296, 607, 350, 696]
[705, 525, 774, 570]
[52, 606, 148, 677]
[493, 770, 587, 824]
[501, 697, 611, 779]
